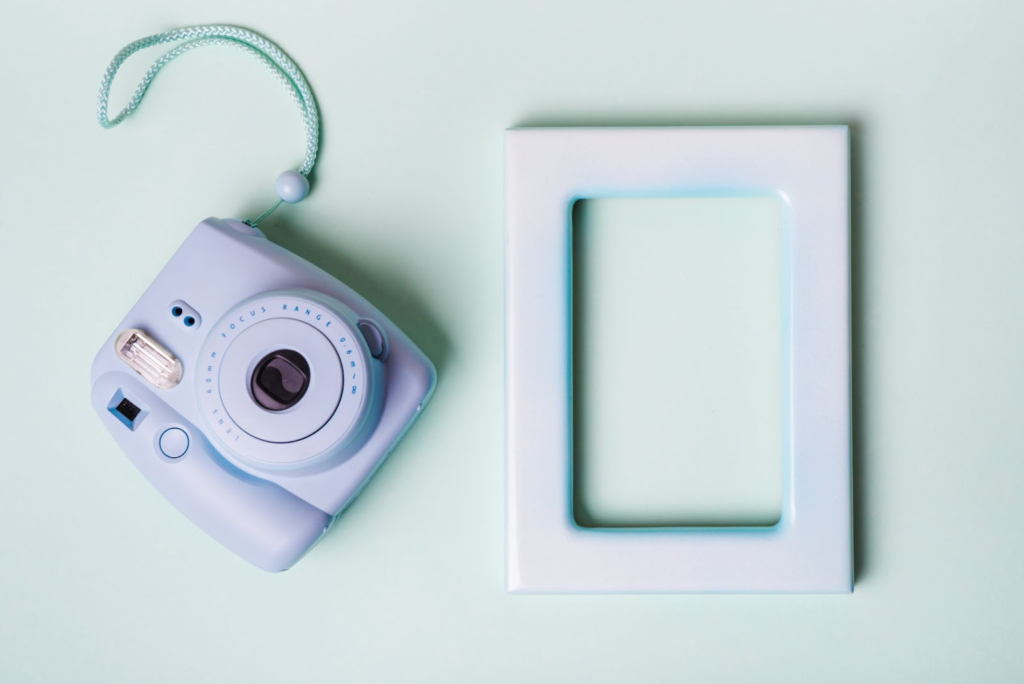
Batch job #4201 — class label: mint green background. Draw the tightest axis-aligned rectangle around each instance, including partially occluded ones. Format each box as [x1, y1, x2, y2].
[573, 198, 784, 528]
[2, 1, 1023, 681]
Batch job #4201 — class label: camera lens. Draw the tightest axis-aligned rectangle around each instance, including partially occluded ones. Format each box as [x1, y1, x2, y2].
[251, 349, 311, 411]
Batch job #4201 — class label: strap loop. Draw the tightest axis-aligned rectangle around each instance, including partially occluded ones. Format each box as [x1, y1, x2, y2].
[97, 25, 320, 180]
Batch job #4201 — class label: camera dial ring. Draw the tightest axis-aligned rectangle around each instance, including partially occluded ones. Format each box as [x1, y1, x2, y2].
[197, 291, 379, 470]
[218, 317, 343, 445]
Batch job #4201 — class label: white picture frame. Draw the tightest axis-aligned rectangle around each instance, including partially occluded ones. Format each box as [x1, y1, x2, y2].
[505, 127, 852, 593]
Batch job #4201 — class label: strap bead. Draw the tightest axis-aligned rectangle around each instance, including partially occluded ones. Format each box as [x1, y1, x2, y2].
[275, 170, 309, 203]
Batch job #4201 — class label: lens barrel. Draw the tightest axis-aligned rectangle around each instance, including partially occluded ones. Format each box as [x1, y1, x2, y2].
[251, 350, 311, 411]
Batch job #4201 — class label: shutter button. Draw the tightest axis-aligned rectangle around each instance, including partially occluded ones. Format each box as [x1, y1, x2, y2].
[159, 428, 190, 459]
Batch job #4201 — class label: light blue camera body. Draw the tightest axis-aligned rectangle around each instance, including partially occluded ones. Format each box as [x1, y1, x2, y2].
[90, 218, 436, 571]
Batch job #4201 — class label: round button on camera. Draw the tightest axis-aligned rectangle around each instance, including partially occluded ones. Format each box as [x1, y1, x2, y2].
[357, 320, 387, 359]
[159, 428, 189, 459]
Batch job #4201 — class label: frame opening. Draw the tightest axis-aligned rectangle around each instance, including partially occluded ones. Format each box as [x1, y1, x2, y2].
[571, 196, 785, 528]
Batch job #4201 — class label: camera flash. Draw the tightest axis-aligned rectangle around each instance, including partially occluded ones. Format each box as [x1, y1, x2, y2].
[115, 329, 183, 390]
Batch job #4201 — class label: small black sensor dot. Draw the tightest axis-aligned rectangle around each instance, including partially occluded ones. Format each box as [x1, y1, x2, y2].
[184, 316, 196, 327]
[172, 306, 183, 317]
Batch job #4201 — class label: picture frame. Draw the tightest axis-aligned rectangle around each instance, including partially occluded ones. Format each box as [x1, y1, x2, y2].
[505, 127, 852, 593]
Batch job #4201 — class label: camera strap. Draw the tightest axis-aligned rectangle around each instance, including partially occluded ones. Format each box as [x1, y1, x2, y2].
[96, 25, 321, 226]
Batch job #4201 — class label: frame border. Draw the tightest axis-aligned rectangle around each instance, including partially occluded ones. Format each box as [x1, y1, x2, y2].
[505, 127, 851, 593]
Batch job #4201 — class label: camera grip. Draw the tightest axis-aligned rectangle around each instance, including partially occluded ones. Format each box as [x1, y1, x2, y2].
[92, 373, 331, 571]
